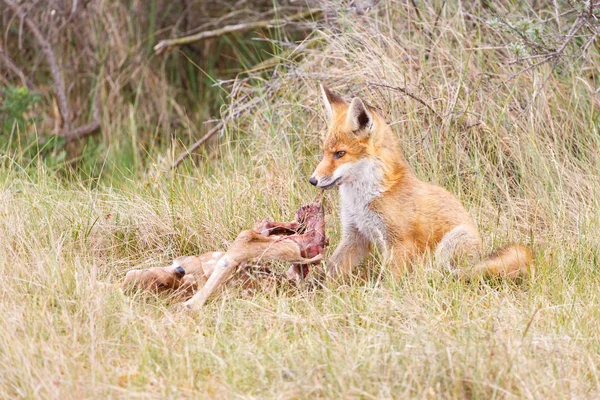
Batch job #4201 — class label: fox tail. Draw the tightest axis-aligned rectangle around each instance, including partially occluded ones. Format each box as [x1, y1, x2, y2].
[472, 244, 534, 279]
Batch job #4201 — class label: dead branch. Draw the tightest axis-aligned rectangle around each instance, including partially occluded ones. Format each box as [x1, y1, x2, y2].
[62, 97, 101, 142]
[154, 8, 323, 55]
[0, 44, 35, 90]
[2, 0, 101, 141]
[3, 0, 71, 132]
[501, 15, 588, 88]
[171, 121, 224, 169]
[170, 94, 262, 170]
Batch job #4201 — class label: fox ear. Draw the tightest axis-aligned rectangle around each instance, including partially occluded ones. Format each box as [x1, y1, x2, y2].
[347, 97, 373, 134]
[320, 84, 345, 122]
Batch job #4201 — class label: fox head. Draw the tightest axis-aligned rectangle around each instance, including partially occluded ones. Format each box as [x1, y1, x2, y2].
[309, 84, 384, 189]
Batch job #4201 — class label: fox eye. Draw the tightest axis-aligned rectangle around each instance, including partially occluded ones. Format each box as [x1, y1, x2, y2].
[333, 151, 346, 159]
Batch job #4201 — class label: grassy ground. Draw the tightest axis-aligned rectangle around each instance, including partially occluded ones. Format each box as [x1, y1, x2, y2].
[1, 1, 600, 398]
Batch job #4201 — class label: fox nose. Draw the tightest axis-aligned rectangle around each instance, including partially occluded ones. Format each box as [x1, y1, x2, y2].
[174, 266, 186, 278]
[309, 177, 318, 186]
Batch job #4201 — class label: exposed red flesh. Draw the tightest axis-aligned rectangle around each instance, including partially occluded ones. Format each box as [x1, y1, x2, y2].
[270, 201, 326, 267]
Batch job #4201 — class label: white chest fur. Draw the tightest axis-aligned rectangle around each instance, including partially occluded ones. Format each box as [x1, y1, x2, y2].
[337, 158, 388, 247]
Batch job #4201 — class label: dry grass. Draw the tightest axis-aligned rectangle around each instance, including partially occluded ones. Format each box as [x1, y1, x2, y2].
[1, 1, 600, 398]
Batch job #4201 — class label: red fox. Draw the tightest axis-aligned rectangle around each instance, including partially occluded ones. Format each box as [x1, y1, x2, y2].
[309, 85, 533, 280]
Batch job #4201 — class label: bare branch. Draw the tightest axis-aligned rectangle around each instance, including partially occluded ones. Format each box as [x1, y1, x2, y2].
[501, 15, 588, 87]
[170, 121, 224, 169]
[3, 0, 71, 132]
[3, 0, 102, 141]
[0, 44, 35, 90]
[154, 8, 323, 55]
[171, 95, 262, 170]
[62, 98, 101, 142]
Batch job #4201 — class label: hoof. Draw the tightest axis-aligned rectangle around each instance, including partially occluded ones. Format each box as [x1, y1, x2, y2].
[174, 302, 195, 312]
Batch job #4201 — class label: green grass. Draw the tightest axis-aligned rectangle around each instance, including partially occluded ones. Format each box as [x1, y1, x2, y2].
[1, 0, 600, 398]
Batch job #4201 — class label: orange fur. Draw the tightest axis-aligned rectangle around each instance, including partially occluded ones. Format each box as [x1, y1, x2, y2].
[310, 85, 533, 280]
[471, 244, 534, 278]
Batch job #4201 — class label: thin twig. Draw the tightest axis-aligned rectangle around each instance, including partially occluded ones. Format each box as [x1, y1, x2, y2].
[501, 15, 588, 87]
[367, 81, 442, 121]
[154, 9, 323, 55]
[503, 21, 551, 54]
[502, 54, 556, 85]
[0, 44, 35, 90]
[171, 121, 224, 169]
[554, 16, 587, 56]
[170, 92, 264, 169]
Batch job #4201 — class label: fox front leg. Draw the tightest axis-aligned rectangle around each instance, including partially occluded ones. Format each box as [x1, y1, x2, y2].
[316, 229, 370, 284]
